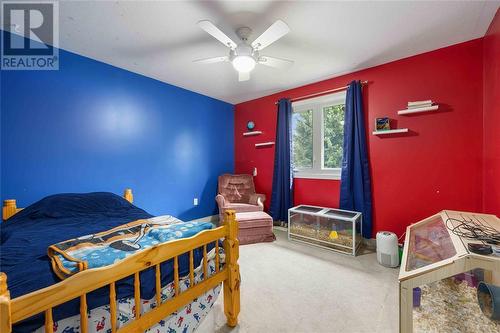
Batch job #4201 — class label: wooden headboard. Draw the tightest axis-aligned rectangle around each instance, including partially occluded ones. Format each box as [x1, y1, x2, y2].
[2, 188, 134, 221]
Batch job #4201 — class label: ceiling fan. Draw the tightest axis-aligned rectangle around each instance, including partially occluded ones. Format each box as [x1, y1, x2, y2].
[194, 19, 293, 81]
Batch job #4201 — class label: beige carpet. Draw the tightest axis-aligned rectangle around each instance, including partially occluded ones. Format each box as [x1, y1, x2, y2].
[213, 228, 399, 333]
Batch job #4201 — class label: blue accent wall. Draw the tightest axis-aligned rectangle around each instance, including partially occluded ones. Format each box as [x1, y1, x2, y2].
[1, 48, 234, 220]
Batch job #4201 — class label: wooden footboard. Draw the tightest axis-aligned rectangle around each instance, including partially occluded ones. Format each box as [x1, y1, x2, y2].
[0, 210, 240, 332]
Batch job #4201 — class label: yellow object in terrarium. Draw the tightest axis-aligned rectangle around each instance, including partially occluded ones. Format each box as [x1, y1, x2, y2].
[329, 231, 339, 239]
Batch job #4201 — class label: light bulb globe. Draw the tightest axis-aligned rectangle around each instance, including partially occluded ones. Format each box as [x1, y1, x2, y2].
[232, 55, 256, 73]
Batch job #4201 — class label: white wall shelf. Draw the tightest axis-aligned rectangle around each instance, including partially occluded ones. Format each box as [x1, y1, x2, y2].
[243, 131, 262, 136]
[372, 128, 409, 136]
[398, 105, 439, 115]
[255, 141, 275, 147]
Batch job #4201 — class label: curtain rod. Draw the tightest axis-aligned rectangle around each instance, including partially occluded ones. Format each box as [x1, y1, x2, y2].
[275, 80, 369, 105]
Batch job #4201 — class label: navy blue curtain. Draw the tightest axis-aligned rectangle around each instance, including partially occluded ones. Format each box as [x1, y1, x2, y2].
[340, 81, 373, 238]
[270, 98, 293, 223]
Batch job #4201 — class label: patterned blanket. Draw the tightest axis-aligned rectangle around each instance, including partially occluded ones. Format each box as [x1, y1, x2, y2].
[48, 215, 214, 279]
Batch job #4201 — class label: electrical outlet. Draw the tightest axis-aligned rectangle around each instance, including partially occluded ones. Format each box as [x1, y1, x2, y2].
[193, 198, 198, 206]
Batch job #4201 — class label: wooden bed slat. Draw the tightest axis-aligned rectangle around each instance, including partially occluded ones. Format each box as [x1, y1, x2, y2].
[109, 282, 117, 333]
[189, 250, 194, 288]
[203, 244, 208, 280]
[80, 294, 88, 333]
[134, 272, 141, 319]
[215, 241, 220, 273]
[44, 308, 53, 333]
[118, 270, 228, 333]
[155, 264, 161, 305]
[173, 257, 180, 296]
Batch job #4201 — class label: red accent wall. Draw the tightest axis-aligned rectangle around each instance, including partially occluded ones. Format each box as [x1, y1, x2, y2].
[483, 9, 500, 216]
[294, 178, 341, 208]
[235, 39, 484, 238]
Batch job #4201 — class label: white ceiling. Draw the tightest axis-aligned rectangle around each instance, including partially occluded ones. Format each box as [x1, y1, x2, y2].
[54, 1, 500, 104]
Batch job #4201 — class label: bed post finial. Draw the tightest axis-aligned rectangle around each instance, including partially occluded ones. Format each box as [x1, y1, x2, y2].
[0, 273, 12, 333]
[2, 200, 18, 221]
[124, 189, 133, 203]
[222, 210, 240, 327]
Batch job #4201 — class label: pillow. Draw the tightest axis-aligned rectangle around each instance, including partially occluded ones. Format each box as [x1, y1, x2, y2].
[21, 192, 135, 219]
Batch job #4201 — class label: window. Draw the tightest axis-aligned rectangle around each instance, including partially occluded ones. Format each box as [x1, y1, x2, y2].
[292, 91, 346, 179]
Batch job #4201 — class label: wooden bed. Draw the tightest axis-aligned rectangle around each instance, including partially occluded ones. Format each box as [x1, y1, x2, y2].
[0, 189, 240, 333]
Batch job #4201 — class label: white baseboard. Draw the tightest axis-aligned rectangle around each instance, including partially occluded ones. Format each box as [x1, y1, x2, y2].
[188, 214, 219, 224]
[364, 238, 377, 249]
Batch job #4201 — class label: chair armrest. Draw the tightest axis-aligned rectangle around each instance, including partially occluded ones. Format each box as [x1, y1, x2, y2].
[215, 194, 227, 209]
[249, 193, 266, 207]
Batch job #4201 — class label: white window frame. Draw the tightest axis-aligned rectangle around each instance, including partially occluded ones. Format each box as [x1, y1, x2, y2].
[292, 91, 346, 180]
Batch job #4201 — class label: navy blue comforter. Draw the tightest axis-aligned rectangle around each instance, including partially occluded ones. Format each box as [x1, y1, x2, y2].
[0, 192, 212, 332]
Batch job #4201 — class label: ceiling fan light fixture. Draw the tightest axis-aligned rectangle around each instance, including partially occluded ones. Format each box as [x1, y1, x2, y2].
[195, 19, 292, 80]
[232, 55, 256, 73]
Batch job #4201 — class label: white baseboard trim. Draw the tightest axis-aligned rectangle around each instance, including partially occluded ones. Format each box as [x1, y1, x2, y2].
[364, 238, 377, 249]
[188, 214, 219, 224]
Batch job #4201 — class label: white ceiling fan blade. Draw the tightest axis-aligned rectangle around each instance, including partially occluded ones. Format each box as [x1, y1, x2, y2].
[238, 71, 250, 82]
[193, 56, 228, 64]
[258, 56, 294, 69]
[251, 20, 290, 51]
[197, 20, 237, 49]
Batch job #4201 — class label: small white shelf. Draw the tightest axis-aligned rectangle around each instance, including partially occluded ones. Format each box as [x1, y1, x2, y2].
[243, 131, 262, 136]
[255, 141, 275, 147]
[372, 128, 409, 135]
[398, 105, 439, 115]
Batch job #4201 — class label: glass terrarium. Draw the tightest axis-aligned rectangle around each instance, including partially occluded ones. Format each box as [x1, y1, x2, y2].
[288, 205, 362, 255]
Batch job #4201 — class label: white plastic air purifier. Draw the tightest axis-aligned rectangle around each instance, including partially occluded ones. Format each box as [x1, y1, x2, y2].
[376, 231, 399, 267]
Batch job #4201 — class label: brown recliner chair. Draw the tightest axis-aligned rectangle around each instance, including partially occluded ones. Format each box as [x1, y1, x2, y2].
[216, 174, 266, 221]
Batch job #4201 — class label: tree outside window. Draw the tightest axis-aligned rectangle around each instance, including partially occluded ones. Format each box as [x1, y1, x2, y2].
[291, 91, 345, 179]
[323, 104, 345, 169]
